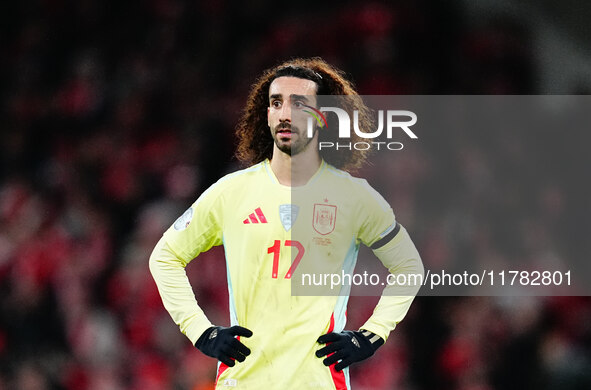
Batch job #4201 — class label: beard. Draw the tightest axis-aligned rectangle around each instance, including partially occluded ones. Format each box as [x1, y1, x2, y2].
[273, 122, 317, 156]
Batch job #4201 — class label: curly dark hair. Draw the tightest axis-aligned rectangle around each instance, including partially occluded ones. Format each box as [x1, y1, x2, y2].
[235, 57, 373, 172]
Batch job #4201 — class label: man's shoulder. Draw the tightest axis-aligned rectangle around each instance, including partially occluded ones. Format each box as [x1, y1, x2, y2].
[214, 161, 268, 187]
[323, 163, 371, 189]
[190, 162, 267, 207]
[322, 163, 390, 209]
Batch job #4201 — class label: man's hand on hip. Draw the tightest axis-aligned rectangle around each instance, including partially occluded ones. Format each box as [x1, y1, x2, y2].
[316, 329, 384, 371]
[195, 325, 253, 367]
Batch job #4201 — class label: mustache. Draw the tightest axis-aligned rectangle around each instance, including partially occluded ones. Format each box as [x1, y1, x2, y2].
[274, 122, 299, 133]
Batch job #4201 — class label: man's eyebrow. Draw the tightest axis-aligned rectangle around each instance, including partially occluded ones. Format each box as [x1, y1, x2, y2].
[269, 94, 311, 102]
[290, 94, 310, 102]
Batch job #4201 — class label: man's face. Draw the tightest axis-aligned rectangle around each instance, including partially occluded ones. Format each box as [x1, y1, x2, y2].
[267, 76, 319, 156]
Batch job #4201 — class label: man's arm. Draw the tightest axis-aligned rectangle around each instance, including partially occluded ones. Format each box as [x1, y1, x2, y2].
[316, 223, 423, 371]
[150, 236, 254, 366]
[360, 223, 424, 341]
[149, 236, 214, 345]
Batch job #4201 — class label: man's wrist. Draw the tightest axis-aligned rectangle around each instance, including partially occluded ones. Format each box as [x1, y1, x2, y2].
[359, 329, 385, 350]
[195, 326, 217, 349]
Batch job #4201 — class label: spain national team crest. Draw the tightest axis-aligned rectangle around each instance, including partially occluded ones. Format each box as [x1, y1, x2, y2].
[313, 204, 337, 235]
[279, 204, 299, 231]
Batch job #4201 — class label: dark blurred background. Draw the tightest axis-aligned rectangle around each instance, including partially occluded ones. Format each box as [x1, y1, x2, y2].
[1, 0, 591, 389]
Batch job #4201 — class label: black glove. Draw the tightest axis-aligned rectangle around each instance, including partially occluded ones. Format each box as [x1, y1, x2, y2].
[195, 325, 253, 367]
[316, 329, 384, 371]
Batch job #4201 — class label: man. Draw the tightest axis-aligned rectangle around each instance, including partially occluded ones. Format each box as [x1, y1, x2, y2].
[149, 58, 423, 389]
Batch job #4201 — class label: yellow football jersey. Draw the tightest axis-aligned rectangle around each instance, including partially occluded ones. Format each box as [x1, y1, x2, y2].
[150, 159, 422, 389]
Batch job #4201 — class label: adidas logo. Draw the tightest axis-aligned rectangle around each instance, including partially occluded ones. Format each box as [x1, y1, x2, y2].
[243, 207, 268, 224]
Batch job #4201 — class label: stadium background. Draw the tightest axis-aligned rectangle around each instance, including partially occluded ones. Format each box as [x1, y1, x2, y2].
[1, 0, 590, 389]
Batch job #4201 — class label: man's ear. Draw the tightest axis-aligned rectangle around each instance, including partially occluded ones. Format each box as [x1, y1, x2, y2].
[267, 107, 270, 127]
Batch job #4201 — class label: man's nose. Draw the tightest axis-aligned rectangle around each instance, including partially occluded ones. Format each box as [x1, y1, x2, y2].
[279, 102, 291, 121]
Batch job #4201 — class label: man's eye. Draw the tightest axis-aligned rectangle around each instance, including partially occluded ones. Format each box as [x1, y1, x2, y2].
[293, 101, 304, 108]
[272, 100, 282, 108]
